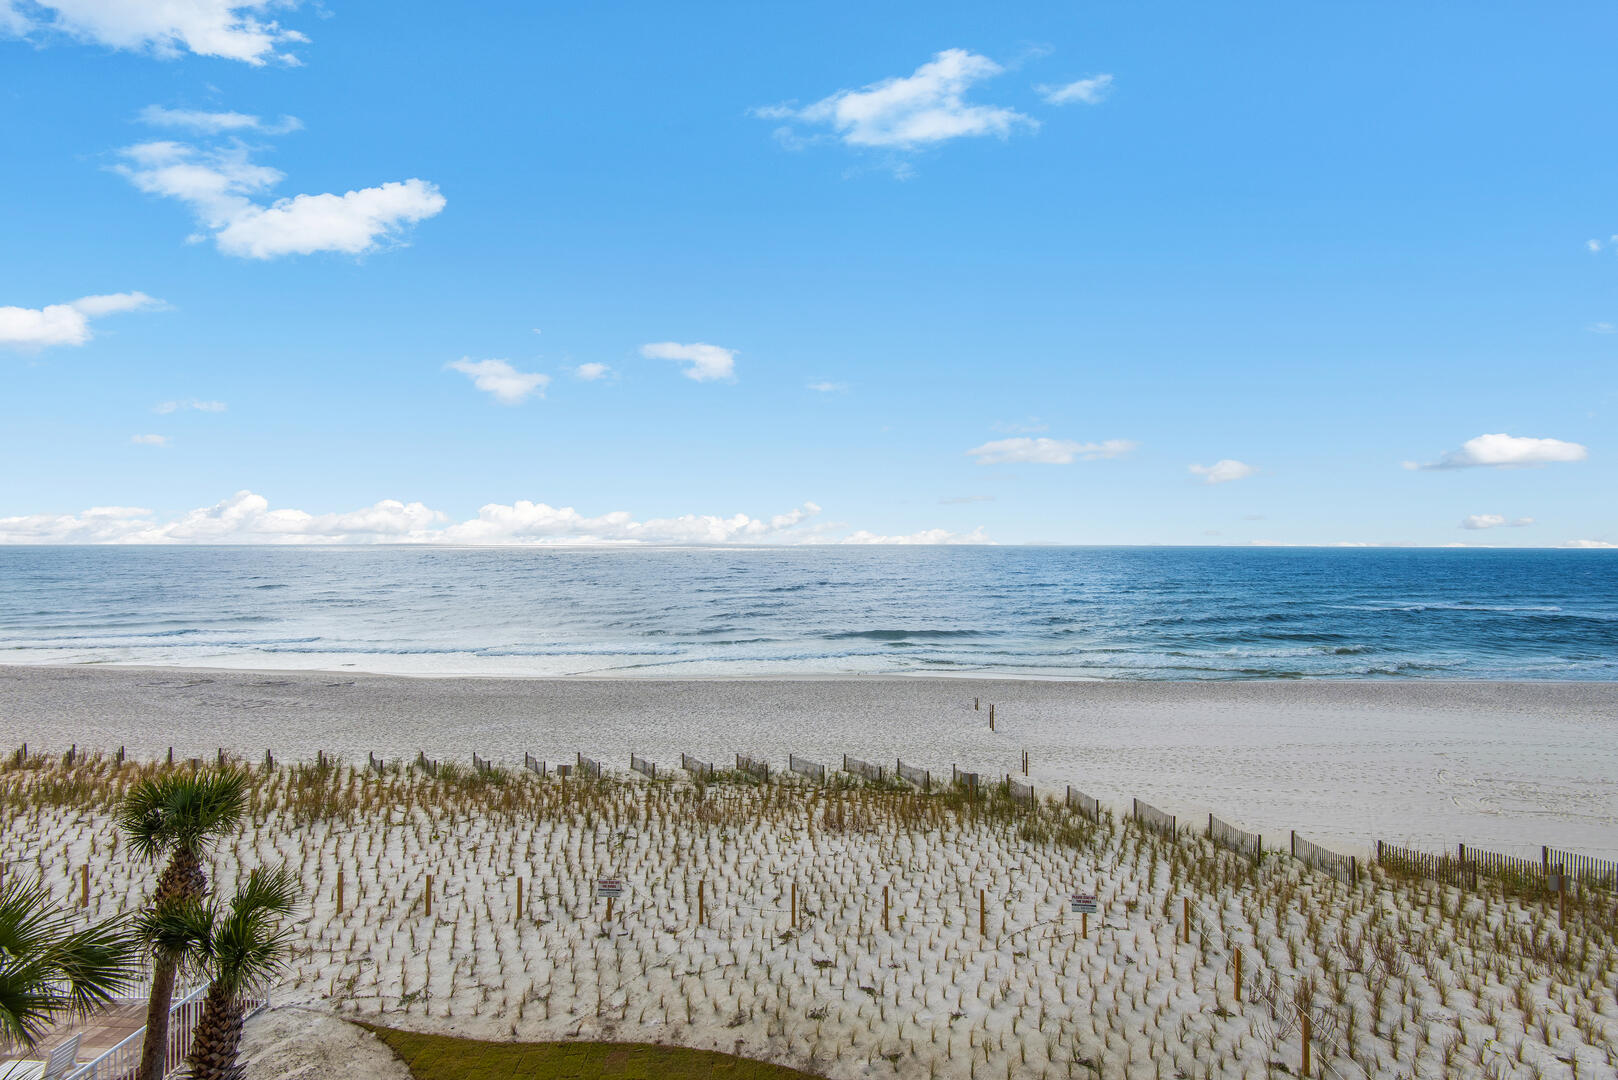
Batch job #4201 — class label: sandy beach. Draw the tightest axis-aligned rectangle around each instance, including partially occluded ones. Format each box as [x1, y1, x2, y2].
[2, 664, 1614, 859]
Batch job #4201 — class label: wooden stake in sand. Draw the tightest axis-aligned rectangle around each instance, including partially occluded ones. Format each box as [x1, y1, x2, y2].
[336, 868, 344, 915]
[697, 878, 706, 926]
[1183, 896, 1191, 944]
[1300, 1010, 1312, 1078]
[516, 877, 523, 921]
[1234, 947, 1242, 1002]
[791, 881, 798, 929]
[988, 705, 995, 732]
[424, 874, 433, 918]
[883, 884, 890, 932]
[79, 865, 88, 908]
[979, 889, 986, 938]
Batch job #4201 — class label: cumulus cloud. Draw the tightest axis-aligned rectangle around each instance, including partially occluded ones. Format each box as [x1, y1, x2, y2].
[807, 380, 847, 393]
[966, 437, 1135, 465]
[1461, 514, 1534, 530]
[1037, 73, 1114, 105]
[834, 527, 991, 545]
[1562, 539, 1617, 549]
[1, 0, 307, 64]
[154, 398, 226, 413]
[446, 358, 549, 404]
[1188, 459, 1256, 484]
[138, 104, 301, 134]
[0, 291, 163, 350]
[755, 49, 1034, 151]
[574, 362, 611, 381]
[1407, 433, 1589, 470]
[130, 433, 169, 446]
[0, 492, 992, 546]
[640, 341, 737, 382]
[115, 140, 444, 259]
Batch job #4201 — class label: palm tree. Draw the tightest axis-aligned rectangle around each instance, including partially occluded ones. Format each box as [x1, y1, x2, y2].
[0, 876, 136, 1049]
[117, 768, 248, 1080]
[135, 867, 300, 1080]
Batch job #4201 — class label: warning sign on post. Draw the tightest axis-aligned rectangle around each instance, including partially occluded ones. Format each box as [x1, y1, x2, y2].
[1070, 893, 1097, 914]
[597, 878, 623, 899]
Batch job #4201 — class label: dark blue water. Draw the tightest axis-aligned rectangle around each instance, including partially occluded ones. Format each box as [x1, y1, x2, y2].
[0, 546, 1614, 679]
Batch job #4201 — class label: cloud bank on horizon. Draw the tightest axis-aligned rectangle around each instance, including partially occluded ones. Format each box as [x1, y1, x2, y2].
[0, 491, 990, 546]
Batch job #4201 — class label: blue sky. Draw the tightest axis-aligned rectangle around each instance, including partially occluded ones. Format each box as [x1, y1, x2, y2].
[2, 1, 1615, 546]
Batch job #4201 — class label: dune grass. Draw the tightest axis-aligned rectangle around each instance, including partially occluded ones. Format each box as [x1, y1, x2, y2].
[364, 1025, 822, 1080]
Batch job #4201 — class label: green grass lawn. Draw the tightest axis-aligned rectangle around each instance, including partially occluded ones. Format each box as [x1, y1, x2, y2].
[364, 1025, 824, 1080]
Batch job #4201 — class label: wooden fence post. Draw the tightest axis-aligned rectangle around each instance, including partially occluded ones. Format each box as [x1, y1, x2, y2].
[1301, 1010, 1312, 1078]
[698, 879, 706, 926]
[1233, 948, 1242, 1003]
[336, 868, 344, 915]
[80, 865, 89, 908]
[988, 705, 995, 731]
[791, 881, 798, 929]
[516, 877, 523, 921]
[605, 895, 615, 922]
[979, 889, 986, 938]
[883, 885, 890, 932]
[1183, 896, 1190, 944]
[425, 874, 432, 918]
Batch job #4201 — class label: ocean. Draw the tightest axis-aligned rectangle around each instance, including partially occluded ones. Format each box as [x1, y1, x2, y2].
[1, 545, 1614, 679]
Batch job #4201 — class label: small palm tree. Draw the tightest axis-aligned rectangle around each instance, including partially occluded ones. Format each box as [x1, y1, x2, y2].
[136, 867, 300, 1080]
[117, 768, 248, 1080]
[0, 876, 136, 1049]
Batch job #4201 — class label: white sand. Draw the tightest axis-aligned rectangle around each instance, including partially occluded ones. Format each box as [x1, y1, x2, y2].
[241, 1007, 410, 1080]
[1, 665, 1615, 857]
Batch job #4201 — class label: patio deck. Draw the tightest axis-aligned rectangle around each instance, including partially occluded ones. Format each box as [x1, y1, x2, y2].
[0, 1002, 147, 1072]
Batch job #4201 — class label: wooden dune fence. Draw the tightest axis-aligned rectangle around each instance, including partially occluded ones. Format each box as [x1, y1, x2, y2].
[681, 753, 713, 779]
[523, 752, 547, 777]
[630, 754, 657, 780]
[1378, 840, 1617, 893]
[736, 753, 769, 781]
[1292, 830, 1358, 885]
[1066, 786, 1099, 821]
[1132, 798, 1176, 836]
[952, 765, 980, 793]
[842, 755, 886, 783]
[413, 751, 438, 777]
[575, 753, 604, 780]
[896, 759, 931, 792]
[1208, 814, 1262, 860]
[788, 754, 826, 783]
[1006, 776, 1035, 806]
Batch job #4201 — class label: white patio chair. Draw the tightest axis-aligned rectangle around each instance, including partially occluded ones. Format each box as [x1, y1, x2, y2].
[0, 1031, 78, 1080]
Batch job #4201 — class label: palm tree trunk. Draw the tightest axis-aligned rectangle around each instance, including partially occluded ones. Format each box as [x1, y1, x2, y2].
[183, 983, 244, 1080]
[138, 851, 206, 1080]
[135, 953, 178, 1080]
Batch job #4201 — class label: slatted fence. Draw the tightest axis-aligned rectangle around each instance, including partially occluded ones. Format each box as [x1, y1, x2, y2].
[842, 755, 886, 783]
[575, 753, 604, 780]
[681, 753, 713, 779]
[1209, 814, 1262, 859]
[1066, 786, 1099, 821]
[1292, 831, 1357, 885]
[896, 759, 931, 792]
[368, 751, 386, 774]
[736, 753, 769, 781]
[1546, 846, 1618, 891]
[952, 765, 980, 793]
[413, 750, 438, 777]
[630, 754, 658, 780]
[788, 754, 826, 783]
[1006, 776, 1035, 806]
[472, 752, 493, 774]
[1132, 798, 1176, 836]
[523, 752, 547, 777]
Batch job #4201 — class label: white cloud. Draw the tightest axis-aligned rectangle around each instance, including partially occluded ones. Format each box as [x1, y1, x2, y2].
[115, 140, 445, 259]
[1461, 514, 1534, 530]
[1589, 322, 1616, 334]
[446, 358, 549, 404]
[138, 104, 301, 134]
[1589, 239, 1604, 253]
[0, 291, 163, 350]
[806, 380, 847, 392]
[154, 398, 226, 413]
[966, 437, 1135, 465]
[130, 433, 169, 446]
[0, 492, 991, 546]
[1563, 539, 1618, 549]
[1407, 433, 1588, 470]
[1188, 459, 1256, 484]
[2, 0, 307, 64]
[1037, 73, 1114, 105]
[833, 527, 991, 545]
[756, 49, 1035, 151]
[640, 341, 737, 382]
[574, 362, 611, 381]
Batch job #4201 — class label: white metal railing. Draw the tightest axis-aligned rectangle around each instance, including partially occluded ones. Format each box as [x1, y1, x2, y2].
[63, 985, 268, 1080]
